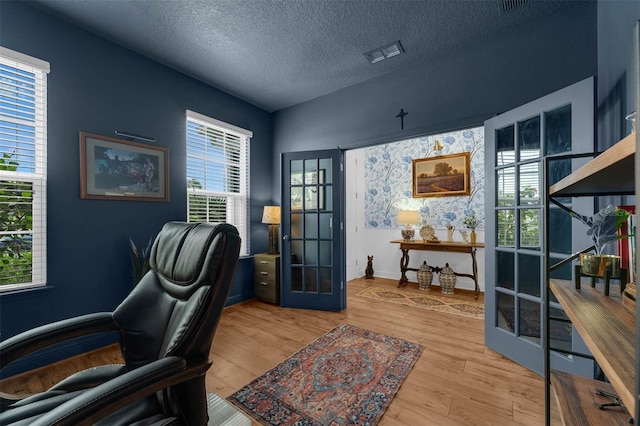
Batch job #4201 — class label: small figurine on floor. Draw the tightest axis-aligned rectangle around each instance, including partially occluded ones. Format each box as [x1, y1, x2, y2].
[365, 255, 374, 279]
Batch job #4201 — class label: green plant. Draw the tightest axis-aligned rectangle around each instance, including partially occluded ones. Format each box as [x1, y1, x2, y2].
[129, 236, 154, 286]
[462, 214, 479, 230]
[0, 153, 34, 285]
[570, 204, 631, 255]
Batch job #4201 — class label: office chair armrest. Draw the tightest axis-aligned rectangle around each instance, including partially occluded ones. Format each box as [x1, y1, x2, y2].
[30, 356, 212, 426]
[0, 312, 117, 370]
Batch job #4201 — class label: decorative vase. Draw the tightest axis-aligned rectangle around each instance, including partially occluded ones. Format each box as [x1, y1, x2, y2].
[401, 227, 415, 241]
[439, 263, 456, 294]
[446, 225, 455, 242]
[470, 230, 477, 244]
[579, 253, 621, 278]
[417, 261, 433, 291]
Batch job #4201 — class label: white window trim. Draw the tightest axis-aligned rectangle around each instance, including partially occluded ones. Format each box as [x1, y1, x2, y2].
[186, 110, 251, 256]
[0, 47, 49, 292]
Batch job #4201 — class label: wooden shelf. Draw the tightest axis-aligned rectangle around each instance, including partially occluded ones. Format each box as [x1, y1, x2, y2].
[550, 279, 636, 416]
[549, 132, 636, 197]
[551, 370, 631, 425]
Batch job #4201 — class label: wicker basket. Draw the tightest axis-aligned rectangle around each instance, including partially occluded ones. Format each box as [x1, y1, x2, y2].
[439, 263, 456, 294]
[417, 261, 433, 291]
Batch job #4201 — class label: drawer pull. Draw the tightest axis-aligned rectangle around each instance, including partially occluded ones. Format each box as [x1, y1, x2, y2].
[260, 271, 269, 276]
[259, 261, 269, 264]
[259, 281, 268, 286]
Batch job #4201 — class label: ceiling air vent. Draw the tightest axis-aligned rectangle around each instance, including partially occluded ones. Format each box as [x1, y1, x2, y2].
[500, 0, 531, 12]
[364, 41, 404, 64]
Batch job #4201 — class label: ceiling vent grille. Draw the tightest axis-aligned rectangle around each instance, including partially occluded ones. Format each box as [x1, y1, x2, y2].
[364, 41, 404, 64]
[500, 0, 531, 12]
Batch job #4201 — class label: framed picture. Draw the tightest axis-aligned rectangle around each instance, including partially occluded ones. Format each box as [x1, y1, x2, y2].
[290, 169, 325, 210]
[412, 152, 470, 198]
[80, 132, 169, 201]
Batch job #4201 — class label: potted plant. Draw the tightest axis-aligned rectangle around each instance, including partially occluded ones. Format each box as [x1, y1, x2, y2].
[129, 236, 154, 286]
[569, 204, 631, 277]
[462, 214, 479, 244]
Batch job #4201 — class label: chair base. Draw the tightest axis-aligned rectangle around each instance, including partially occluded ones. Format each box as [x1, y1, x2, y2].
[206, 393, 251, 425]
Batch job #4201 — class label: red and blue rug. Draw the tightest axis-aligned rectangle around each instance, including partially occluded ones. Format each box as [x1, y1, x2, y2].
[228, 323, 423, 425]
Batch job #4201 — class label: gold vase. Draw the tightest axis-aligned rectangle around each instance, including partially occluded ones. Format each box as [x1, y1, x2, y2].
[470, 230, 477, 244]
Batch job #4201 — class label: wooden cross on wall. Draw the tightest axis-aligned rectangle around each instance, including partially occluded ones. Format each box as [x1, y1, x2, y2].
[396, 108, 408, 130]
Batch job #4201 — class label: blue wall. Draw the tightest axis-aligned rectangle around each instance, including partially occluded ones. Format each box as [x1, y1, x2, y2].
[272, 3, 598, 202]
[2, 0, 638, 377]
[0, 1, 274, 373]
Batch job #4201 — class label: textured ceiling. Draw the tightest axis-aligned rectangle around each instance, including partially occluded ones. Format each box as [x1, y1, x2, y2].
[30, 0, 588, 112]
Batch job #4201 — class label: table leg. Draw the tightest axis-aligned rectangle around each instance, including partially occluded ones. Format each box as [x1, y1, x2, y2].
[471, 247, 479, 299]
[398, 248, 410, 287]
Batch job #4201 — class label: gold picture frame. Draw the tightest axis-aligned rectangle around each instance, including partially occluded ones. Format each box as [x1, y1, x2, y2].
[412, 152, 470, 198]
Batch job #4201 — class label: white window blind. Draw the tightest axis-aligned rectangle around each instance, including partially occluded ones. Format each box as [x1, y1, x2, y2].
[0, 47, 49, 291]
[186, 110, 251, 256]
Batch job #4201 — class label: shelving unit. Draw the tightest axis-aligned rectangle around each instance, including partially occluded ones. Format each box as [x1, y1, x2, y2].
[544, 132, 637, 425]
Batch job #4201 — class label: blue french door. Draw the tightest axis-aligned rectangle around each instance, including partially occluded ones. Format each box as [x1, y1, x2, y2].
[484, 77, 595, 375]
[280, 149, 345, 311]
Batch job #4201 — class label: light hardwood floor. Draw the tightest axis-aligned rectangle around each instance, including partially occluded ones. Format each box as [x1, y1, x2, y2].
[1, 277, 556, 425]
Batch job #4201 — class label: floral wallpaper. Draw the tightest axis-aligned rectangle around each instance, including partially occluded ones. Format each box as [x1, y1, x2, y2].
[364, 127, 485, 230]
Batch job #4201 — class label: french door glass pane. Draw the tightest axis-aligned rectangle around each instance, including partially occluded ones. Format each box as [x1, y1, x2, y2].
[305, 268, 318, 292]
[319, 241, 331, 267]
[518, 253, 541, 297]
[497, 209, 515, 247]
[305, 241, 317, 265]
[497, 291, 515, 333]
[319, 213, 332, 239]
[518, 116, 541, 160]
[550, 305, 572, 353]
[549, 209, 572, 255]
[518, 163, 540, 205]
[305, 214, 318, 238]
[496, 125, 515, 166]
[292, 267, 302, 291]
[549, 158, 572, 187]
[304, 159, 317, 182]
[545, 105, 572, 155]
[519, 298, 540, 343]
[497, 167, 515, 206]
[519, 209, 540, 249]
[320, 268, 332, 293]
[291, 240, 303, 264]
[496, 250, 515, 290]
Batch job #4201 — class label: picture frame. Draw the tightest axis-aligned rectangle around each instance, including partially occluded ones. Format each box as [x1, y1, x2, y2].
[412, 152, 470, 198]
[290, 169, 325, 210]
[80, 132, 169, 201]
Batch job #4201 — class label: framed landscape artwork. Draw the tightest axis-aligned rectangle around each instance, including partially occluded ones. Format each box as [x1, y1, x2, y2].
[412, 152, 470, 198]
[80, 132, 169, 201]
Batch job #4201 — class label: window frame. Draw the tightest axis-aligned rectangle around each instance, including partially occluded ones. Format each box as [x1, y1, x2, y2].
[0, 47, 49, 292]
[186, 110, 251, 256]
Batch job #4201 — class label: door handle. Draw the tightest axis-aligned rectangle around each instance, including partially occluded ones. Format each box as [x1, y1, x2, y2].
[283, 235, 290, 240]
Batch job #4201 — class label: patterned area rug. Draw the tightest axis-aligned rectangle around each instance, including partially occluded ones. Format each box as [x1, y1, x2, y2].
[356, 285, 484, 319]
[228, 323, 423, 426]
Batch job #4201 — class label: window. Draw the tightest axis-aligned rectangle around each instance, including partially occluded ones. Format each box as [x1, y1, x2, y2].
[0, 47, 49, 291]
[186, 110, 251, 256]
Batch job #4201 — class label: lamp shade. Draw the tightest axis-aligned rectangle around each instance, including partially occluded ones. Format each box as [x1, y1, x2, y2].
[397, 210, 419, 225]
[262, 206, 281, 224]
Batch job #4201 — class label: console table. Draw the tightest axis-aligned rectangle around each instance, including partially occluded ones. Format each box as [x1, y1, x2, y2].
[391, 240, 484, 299]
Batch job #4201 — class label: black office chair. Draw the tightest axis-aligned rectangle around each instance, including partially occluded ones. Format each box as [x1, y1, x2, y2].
[0, 222, 241, 425]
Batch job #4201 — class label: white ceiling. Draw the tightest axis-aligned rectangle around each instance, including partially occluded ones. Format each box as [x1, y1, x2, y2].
[30, 0, 589, 112]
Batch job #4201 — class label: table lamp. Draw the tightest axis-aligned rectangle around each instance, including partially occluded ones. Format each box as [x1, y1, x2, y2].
[262, 206, 281, 254]
[397, 210, 419, 241]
